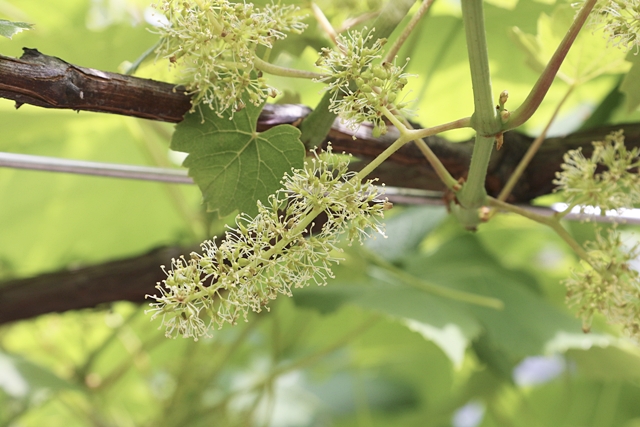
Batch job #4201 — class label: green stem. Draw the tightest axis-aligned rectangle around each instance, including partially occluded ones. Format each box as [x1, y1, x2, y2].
[457, 134, 493, 209]
[456, 0, 499, 221]
[506, 0, 597, 130]
[366, 251, 504, 308]
[488, 197, 594, 267]
[555, 195, 590, 219]
[384, 0, 435, 63]
[399, 115, 469, 189]
[461, 0, 498, 133]
[356, 131, 414, 180]
[124, 41, 160, 76]
[311, 2, 337, 43]
[497, 84, 575, 202]
[253, 56, 326, 80]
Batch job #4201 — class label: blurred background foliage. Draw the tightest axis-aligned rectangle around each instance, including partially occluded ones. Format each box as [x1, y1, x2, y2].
[2, 0, 640, 425]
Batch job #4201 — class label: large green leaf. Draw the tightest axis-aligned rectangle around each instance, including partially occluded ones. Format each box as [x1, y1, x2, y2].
[406, 235, 579, 359]
[293, 247, 483, 367]
[171, 101, 305, 216]
[364, 206, 447, 263]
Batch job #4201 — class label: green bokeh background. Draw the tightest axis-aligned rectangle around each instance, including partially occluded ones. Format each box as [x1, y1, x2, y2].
[2, 0, 640, 426]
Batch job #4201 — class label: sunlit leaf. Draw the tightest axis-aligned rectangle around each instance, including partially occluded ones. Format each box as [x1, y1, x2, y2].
[509, 6, 630, 84]
[171, 100, 305, 216]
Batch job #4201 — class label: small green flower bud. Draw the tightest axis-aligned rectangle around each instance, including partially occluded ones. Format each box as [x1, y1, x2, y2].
[361, 69, 373, 80]
[372, 65, 388, 79]
[386, 92, 397, 103]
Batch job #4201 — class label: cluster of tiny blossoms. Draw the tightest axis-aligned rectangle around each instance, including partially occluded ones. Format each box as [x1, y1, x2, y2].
[579, 0, 640, 52]
[315, 28, 412, 137]
[147, 149, 387, 340]
[554, 130, 640, 213]
[565, 227, 640, 338]
[154, 0, 306, 115]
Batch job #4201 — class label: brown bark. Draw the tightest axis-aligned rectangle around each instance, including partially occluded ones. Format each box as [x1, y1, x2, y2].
[0, 48, 192, 122]
[2, 49, 640, 202]
[0, 246, 195, 324]
[1, 48, 640, 324]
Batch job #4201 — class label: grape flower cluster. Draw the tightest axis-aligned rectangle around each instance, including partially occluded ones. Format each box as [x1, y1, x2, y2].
[147, 149, 387, 340]
[579, 0, 640, 52]
[154, 0, 307, 115]
[565, 227, 640, 338]
[315, 28, 412, 136]
[556, 130, 640, 338]
[554, 130, 640, 213]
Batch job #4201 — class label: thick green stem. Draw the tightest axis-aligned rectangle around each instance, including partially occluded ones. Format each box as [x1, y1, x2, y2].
[455, 0, 500, 229]
[506, 0, 597, 130]
[458, 134, 494, 209]
[461, 0, 498, 134]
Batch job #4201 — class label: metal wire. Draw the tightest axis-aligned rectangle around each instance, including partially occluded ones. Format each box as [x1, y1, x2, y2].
[3, 151, 640, 225]
[0, 151, 193, 184]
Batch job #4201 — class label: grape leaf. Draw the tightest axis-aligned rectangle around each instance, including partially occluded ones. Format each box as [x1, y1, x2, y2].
[0, 19, 32, 39]
[171, 101, 305, 217]
[509, 6, 630, 83]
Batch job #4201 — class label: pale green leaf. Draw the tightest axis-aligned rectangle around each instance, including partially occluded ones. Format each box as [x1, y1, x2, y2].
[509, 6, 630, 84]
[171, 101, 305, 216]
[0, 19, 32, 39]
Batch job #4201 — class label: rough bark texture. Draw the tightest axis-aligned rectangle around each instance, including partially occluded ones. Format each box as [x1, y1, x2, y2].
[0, 48, 192, 122]
[1, 48, 640, 324]
[0, 246, 196, 324]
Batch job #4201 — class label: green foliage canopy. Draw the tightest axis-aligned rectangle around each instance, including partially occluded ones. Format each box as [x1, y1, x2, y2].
[2, 0, 640, 426]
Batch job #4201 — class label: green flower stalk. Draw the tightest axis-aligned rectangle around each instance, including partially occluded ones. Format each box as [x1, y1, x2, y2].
[315, 28, 413, 137]
[154, 0, 307, 115]
[147, 149, 387, 340]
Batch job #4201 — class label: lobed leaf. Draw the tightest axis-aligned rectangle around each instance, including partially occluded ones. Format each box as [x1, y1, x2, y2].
[171, 101, 305, 216]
